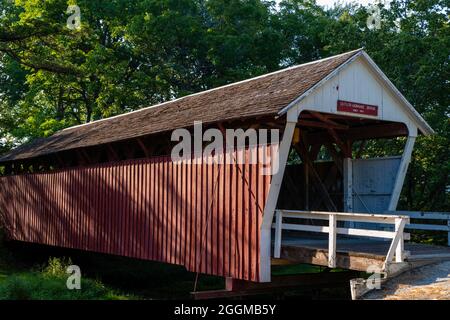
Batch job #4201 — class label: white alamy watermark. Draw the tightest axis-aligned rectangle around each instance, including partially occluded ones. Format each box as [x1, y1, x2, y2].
[366, 0, 390, 30]
[66, 265, 81, 290]
[67, 5, 81, 30]
[171, 121, 280, 175]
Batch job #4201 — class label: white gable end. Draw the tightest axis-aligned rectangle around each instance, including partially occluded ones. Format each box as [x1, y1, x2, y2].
[284, 52, 433, 136]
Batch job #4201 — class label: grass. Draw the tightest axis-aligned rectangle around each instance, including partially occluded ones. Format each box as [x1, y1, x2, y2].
[0, 229, 355, 300]
[0, 228, 224, 300]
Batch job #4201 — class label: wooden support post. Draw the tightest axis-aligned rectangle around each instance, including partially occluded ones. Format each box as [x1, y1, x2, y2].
[395, 218, 404, 263]
[260, 112, 297, 282]
[388, 135, 416, 211]
[384, 217, 407, 268]
[343, 158, 353, 212]
[274, 210, 283, 258]
[328, 214, 337, 268]
[447, 219, 450, 247]
[294, 143, 337, 212]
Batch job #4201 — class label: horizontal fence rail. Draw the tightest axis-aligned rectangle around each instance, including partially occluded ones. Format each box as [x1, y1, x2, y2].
[273, 210, 410, 269]
[386, 211, 450, 246]
[0, 147, 273, 282]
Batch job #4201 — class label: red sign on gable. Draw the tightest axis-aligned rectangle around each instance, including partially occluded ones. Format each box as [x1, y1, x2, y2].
[337, 100, 378, 116]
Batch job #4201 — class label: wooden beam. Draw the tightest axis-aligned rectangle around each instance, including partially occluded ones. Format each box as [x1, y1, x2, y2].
[137, 138, 152, 158]
[327, 128, 351, 157]
[107, 144, 120, 162]
[306, 123, 408, 145]
[293, 142, 337, 212]
[324, 143, 343, 174]
[298, 120, 348, 130]
[310, 111, 347, 128]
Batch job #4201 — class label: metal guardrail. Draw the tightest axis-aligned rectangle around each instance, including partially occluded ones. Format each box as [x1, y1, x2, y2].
[272, 210, 410, 270]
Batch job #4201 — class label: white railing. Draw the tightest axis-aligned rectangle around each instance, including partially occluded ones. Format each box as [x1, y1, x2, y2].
[386, 211, 450, 247]
[273, 210, 410, 270]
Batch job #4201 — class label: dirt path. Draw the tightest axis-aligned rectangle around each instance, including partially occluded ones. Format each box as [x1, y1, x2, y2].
[365, 261, 450, 300]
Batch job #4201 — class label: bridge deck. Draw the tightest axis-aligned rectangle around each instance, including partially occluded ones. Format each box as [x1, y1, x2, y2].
[278, 237, 450, 271]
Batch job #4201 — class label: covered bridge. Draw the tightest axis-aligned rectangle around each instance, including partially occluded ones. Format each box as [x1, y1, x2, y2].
[0, 49, 446, 286]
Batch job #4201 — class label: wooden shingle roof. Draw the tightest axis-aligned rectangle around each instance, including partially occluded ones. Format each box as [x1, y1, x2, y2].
[0, 49, 362, 162]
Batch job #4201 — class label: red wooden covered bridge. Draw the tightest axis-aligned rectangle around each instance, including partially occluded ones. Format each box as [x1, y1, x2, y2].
[1, 49, 448, 291]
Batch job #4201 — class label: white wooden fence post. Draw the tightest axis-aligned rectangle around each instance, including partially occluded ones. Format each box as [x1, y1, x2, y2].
[447, 218, 450, 247]
[328, 214, 337, 268]
[395, 218, 404, 262]
[274, 210, 283, 258]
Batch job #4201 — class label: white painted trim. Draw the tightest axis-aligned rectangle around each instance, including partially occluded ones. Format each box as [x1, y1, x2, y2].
[272, 210, 409, 269]
[277, 223, 397, 239]
[388, 135, 416, 211]
[384, 218, 407, 268]
[328, 214, 337, 268]
[279, 209, 409, 221]
[278, 51, 434, 136]
[274, 210, 283, 258]
[259, 112, 296, 282]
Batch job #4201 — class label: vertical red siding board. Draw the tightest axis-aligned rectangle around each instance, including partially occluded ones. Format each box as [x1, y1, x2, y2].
[256, 148, 264, 281]
[240, 150, 246, 280]
[31, 174, 36, 242]
[181, 159, 186, 266]
[217, 159, 224, 277]
[98, 165, 104, 253]
[230, 150, 238, 278]
[160, 160, 166, 263]
[143, 160, 148, 259]
[174, 160, 180, 265]
[106, 165, 112, 254]
[119, 164, 126, 256]
[244, 151, 251, 281]
[49, 172, 55, 246]
[165, 159, 170, 263]
[159, 160, 165, 262]
[149, 159, 155, 260]
[127, 163, 133, 257]
[45, 172, 50, 246]
[112, 164, 118, 255]
[195, 159, 201, 273]
[137, 161, 143, 259]
[185, 161, 190, 269]
[190, 159, 196, 271]
[102, 165, 108, 253]
[131, 163, 137, 258]
[167, 160, 174, 264]
[200, 158, 207, 274]
[224, 156, 230, 277]
[58, 171, 64, 247]
[157, 160, 163, 262]
[144, 161, 150, 260]
[12, 177, 17, 240]
[250, 159, 258, 280]
[14, 176, 18, 240]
